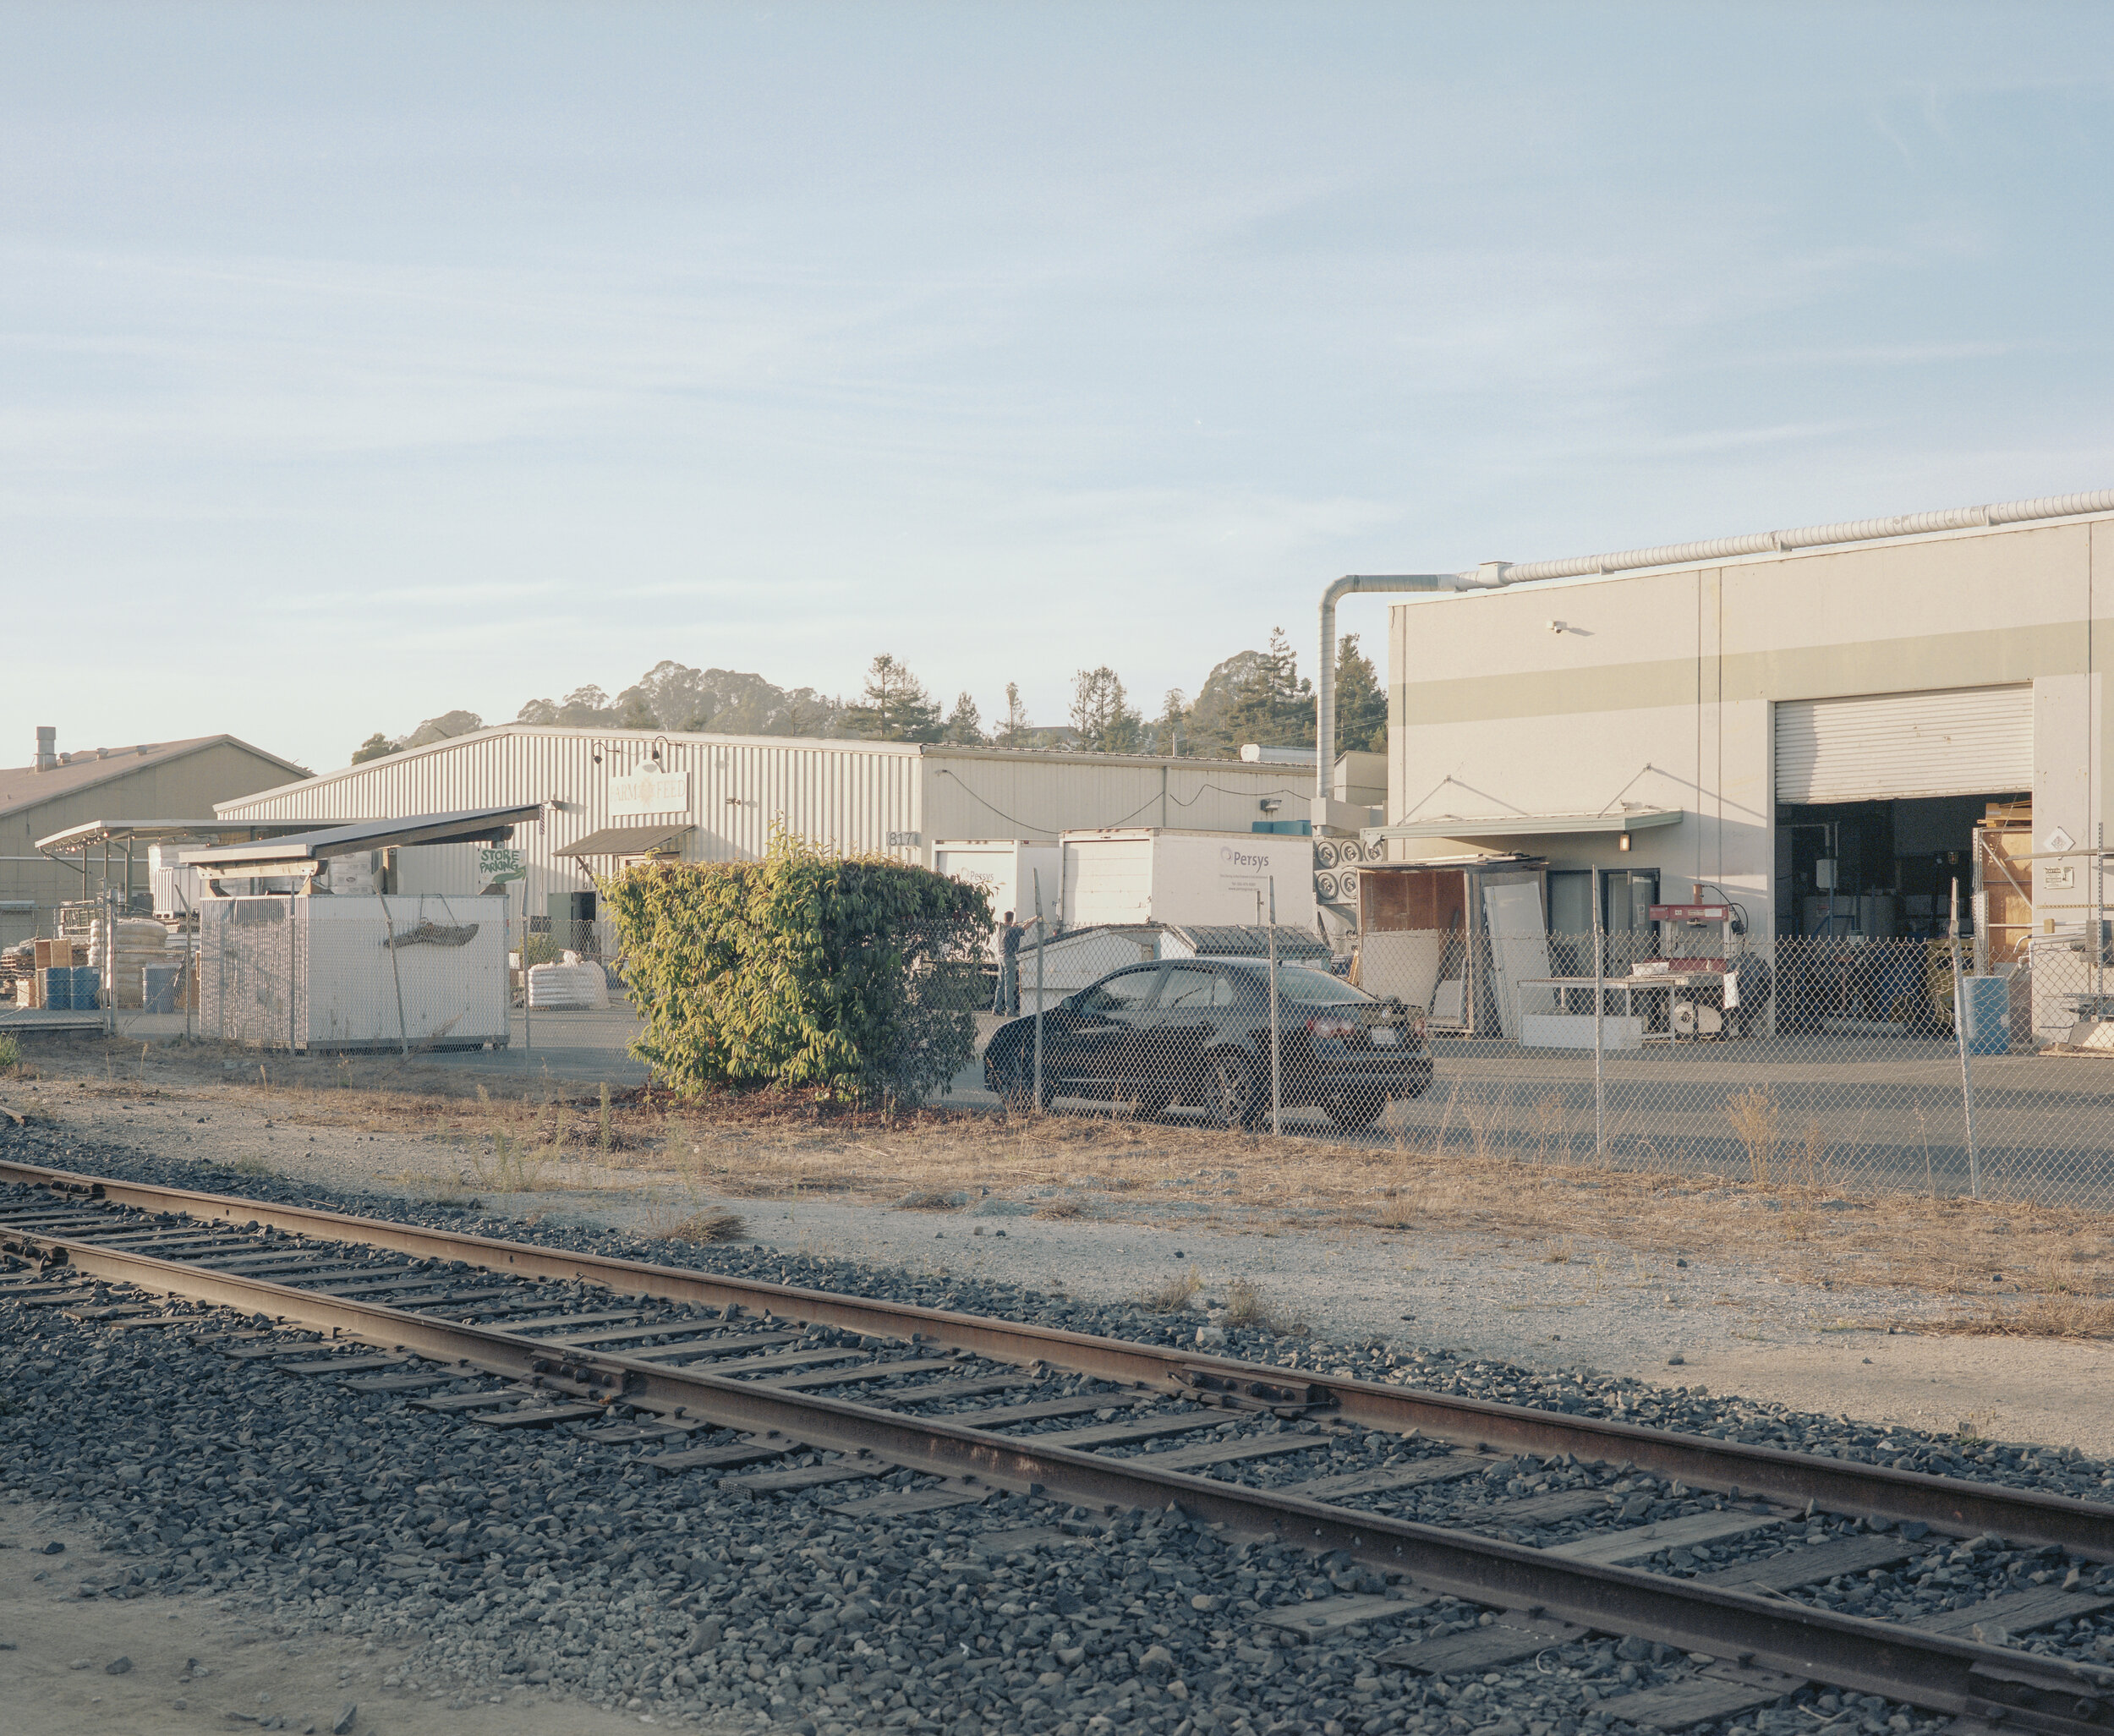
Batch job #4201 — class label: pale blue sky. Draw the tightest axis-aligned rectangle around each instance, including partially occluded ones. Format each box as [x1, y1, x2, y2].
[5, 3, 2112, 774]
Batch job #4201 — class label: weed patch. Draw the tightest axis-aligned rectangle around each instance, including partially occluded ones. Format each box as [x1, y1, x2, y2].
[1142, 1268, 1202, 1312]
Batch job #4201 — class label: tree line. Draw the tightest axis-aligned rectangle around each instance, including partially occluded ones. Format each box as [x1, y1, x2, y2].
[350, 631, 1385, 766]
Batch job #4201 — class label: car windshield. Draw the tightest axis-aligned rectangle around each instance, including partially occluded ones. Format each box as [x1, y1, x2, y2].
[1237, 964, 1367, 1005]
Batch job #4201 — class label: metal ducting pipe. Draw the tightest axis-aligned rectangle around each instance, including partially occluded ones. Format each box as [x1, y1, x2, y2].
[1316, 575, 1452, 804]
[1316, 486, 2114, 807]
[1483, 487, 2114, 587]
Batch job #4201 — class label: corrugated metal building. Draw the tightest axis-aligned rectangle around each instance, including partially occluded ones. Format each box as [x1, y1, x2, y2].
[214, 726, 1312, 924]
[1, 730, 310, 943]
[1380, 501, 2114, 950]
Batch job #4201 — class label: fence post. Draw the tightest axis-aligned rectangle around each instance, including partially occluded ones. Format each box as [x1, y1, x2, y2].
[1949, 878, 1980, 1200]
[1032, 870, 1045, 1114]
[378, 893, 411, 1059]
[1268, 879, 1282, 1136]
[1593, 901, 1606, 1161]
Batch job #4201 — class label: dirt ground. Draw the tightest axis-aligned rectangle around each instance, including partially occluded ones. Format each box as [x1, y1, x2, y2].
[3, 1033, 2113, 1455]
[0, 1507, 678, 1735]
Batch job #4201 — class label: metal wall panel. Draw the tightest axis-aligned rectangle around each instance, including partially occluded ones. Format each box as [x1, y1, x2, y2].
[921, 752, 1310, 844]
[1774, 685, 2034, 803]
[219, 731, 1314, 912]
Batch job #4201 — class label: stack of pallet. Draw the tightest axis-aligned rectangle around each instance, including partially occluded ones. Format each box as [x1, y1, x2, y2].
[1974, 801, 2034, 966]
[23, 938, 85, 1009]
[87, 919, 173, 1010]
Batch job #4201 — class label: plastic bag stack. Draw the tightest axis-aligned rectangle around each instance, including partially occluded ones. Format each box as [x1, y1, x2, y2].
[527, 950, 611, 1011]
[87, 918, 172, 1010]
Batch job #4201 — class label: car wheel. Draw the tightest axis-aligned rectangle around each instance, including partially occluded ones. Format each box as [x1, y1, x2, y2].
[1205, 1053, 1263, 1130]
[1126, 1088, 1171, 1120]
[1396, 1065, 1434, 1101]
[1325, 1089, 1388, 1131]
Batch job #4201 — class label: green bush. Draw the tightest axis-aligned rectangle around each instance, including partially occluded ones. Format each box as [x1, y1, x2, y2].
[601, 829, 991, 1105]
[520, 930, 573, 969]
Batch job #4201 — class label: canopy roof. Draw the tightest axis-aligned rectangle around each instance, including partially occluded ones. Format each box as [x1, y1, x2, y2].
[553, 824, 693, 859]
[36, 819, 309, 857]
[1374, 807, 1683, 841]
[180, 806, 542, 868]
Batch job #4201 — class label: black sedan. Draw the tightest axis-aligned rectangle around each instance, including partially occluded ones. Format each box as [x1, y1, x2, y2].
[982, 956, 1431, 1130]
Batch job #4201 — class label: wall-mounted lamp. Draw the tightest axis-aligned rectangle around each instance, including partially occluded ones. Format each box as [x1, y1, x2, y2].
[1547, 619, 1567, 634]
[1618, 833, 1632, 852]
[1259, 797, 1284, 815]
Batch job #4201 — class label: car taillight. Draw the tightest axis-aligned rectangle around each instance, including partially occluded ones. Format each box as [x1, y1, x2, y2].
[1307, 1015, 1357, 1039]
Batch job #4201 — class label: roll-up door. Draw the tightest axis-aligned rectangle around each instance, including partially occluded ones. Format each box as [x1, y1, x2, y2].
[1774, 685, 2032, 803]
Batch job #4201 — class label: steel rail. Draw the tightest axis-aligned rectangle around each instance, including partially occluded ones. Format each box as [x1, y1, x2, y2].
[3, 1156, 2111, 1561]
[12, 1227, 2114, 1735]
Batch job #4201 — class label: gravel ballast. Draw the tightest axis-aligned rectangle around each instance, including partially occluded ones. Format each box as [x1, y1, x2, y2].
[5, 1122, 2114, 1736]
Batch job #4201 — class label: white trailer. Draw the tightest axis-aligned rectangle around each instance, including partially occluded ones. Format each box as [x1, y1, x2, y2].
[1060, 829, 1317, 933]
[931, 839, 1063, 943]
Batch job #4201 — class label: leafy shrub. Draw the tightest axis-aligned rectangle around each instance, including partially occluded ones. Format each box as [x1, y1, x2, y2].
[520, 931, 573, 969]
[602, 829, 990, 1105]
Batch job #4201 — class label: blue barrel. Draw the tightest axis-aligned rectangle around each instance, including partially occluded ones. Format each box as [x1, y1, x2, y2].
[69, 967, 100, 1010]
[1958, 975, 2009, 1054]
[142, 964, 180, 1014]
[41, 967, 70, 1010]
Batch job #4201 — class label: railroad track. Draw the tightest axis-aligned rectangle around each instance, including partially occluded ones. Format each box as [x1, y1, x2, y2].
[2, 1155, 2111, 1736]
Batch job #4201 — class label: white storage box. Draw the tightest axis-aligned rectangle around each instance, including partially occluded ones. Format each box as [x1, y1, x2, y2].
[199, 893, 510, 1050]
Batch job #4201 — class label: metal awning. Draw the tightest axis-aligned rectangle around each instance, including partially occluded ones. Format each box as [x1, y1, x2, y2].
[554, 824, 694, 859]
[35, 819, 311, 862]
[180, 806, 543, 868]
[1373, 807, 1684, 841]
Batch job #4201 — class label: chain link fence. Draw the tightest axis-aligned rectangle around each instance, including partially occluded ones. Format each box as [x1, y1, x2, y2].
[971, 923, 2114, 1213]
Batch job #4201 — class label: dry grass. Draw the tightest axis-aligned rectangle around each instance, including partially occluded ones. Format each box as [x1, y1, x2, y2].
[1726, 1087, 1780, 1189]
[644, 1208, 750, 1246]
[1222, 1278, 1306, 1337]
[1142, 1268, 1202, 1312]
[11, 1032, 2114, 1322]
[895, 1189, 964, 1212]
[1913, 1292, 2114, 1340]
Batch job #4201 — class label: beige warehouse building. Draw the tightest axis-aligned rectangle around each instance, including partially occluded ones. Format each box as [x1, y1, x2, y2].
[0, 730, 309, 945]
[215, 726, 1315, 933]
[1377, 498, 2113, 956]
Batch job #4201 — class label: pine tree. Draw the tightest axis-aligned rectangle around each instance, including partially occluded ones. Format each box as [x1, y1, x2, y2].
[842, 654, 944, 742]
[994, 683, 1032, 748]
[945, 692, 986, 746]
[1070, 667, 1145, 753]
[1221, 627, 1313, 750]
[1333, 633, 1387, 754]
[1155, 688, 1189, 756]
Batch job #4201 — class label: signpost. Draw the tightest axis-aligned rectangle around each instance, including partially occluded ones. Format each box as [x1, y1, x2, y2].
[479, 846, 530, 1060]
